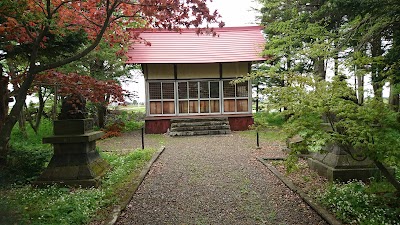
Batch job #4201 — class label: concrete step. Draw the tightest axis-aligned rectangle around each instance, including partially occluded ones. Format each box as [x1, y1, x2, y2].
[170, 121, 228, 128]
[169, 117, 231, 136]
[169, 129, 231, 136]
[170, 124, 231, 132]
[170, 117, 229, 123]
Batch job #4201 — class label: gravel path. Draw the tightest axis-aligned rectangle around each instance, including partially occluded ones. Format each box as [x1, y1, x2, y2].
[116, 133, 328, 225]
[97, 131, 165, 154]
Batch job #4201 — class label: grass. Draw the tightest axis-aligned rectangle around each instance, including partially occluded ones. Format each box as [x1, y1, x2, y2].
[0, 118, 158, 225]
[276, 158, 400, 225]
[114, 105, 145, 113]
[239, 111, 287, 142]
[240, 129, 285, 142]
[0, 148, 157, 225]
[253, 111, 285, 128]
[146, 133, 167, 146]
[319, 180, 400, 225]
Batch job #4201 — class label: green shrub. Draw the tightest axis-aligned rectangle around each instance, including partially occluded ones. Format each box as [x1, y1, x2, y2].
[106, 110, 145, 132]
[284, 154, 299, 174]
[5, 148, 52, 184]
[123, 120, 145, 132]
[254, 111, 285, 128]
[1, 119, 53, 185]
[319, 180, 400, 225]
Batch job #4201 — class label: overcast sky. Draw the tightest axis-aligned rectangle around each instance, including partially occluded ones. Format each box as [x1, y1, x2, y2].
[208, 0, 261, 27]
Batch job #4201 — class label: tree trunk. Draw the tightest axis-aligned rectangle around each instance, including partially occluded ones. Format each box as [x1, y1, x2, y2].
[97, 94, 110, 129]
[256, 84, 259, 112]
[314, 57, 326, 81]
[97, 103, 107, 129]
[334, 48, 339, 77]
[27, 87, 45, 134]
[374, 160, 400, 193]
[36, 87, 45, 130]
[356, 67, 364, 105]
[388, 83, 399, 111]
[18, 106, 27, 138]
[0, 72, 35, 167]
[52, 86, 58, 121]
[0, 65, 9, 167]
[371, 38, 384, 100]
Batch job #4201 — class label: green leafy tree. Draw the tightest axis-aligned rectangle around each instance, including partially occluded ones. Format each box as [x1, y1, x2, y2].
[267, 75, 400, 191]
[259, 0, 339, 81]
[257, 0, 400, 191]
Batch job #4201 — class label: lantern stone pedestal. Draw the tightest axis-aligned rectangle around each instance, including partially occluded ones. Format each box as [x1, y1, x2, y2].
[34, 119, 109, 187]
[307, 144, 384, 182]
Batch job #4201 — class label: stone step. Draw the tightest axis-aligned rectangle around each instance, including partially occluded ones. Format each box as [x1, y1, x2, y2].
[170, 124, 231, 132]
[169, 129, 232, 136]
[170, 117, 229, 123]
[170, 120, 229, 128]
[169, 117, 231, 136]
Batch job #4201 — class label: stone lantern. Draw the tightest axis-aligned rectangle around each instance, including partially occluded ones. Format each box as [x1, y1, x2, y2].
[34, 94, 109, 187]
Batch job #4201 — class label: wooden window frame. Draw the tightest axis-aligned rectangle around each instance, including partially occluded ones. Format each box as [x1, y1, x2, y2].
[177, 80, 221, 115]
[146, 79, 251, 116]
[222, 79, 251, 114]
[147, 81, 176, 116]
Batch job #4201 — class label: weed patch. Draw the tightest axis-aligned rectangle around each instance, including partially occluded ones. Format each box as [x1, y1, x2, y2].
[0, 148, 157, 225]
[272, 158, 400, 225]
[319, 180, 400, 225]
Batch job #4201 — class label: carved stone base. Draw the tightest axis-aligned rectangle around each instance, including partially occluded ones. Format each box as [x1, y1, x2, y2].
[307, 144, 387, 182]
[34, 119, 109, 188]
[307, 158, 382, 182]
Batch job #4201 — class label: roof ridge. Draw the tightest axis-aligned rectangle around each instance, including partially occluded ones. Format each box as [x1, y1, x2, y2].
[128, 26, 263, 33]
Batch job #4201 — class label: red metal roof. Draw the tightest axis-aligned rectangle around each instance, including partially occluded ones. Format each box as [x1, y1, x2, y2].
[126, 26, 266, 64]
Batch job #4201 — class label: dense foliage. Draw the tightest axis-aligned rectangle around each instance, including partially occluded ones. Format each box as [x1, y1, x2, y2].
[257, 0, 400, 191]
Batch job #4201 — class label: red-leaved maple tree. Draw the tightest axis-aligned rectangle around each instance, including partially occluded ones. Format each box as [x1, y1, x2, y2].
[35, 71, 126, 104]
[0, 0, 223, 166]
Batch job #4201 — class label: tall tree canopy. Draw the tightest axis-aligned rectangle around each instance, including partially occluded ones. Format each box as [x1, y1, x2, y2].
[258, 0, 400, 191]
[259, 0, 400, 102]
[0, 0, 223, 166]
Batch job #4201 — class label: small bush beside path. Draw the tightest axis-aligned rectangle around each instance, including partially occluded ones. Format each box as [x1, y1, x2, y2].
[269, 157, 400, 225]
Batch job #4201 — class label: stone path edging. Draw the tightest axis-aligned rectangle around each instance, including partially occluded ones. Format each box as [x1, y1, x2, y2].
[103, 146, 166, 225]
[258, 158, 342, 225]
